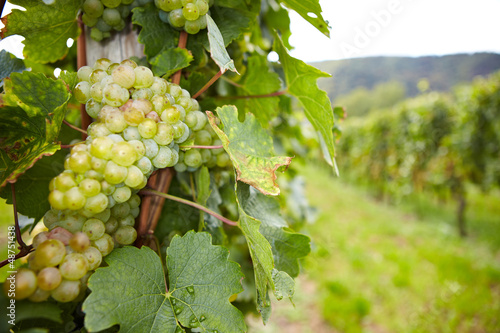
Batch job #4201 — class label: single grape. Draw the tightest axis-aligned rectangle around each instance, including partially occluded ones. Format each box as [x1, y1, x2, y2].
[82, 246, 103, 270]
[112, 65, 136, 89]
[69, 232, 91, 252]
[51, 279, 80, 303]
[37, 267, 62, 291]
[107, 62, 120, 75]
[79, 178, 101, 197]
[131, 87, 153, 100]
[88, 122, 112, 139]
[103, 83, 130, 107]
[83, 0, 104, 18]
[92, 233, 115, 256]
[138, 118, 158, 139]
[102, 0, 121, 8]
[64, 187, 86, 211]
[158, 9, 170, 23]
[111, 202, 130, 218]
[196, 0, 209, 15]
[183, 3, 200, 21]
[150, 77, 168, 95]
[114, 226, 137, 245]
[112, 186, 132, 203]
[105, 217, 119, 234]
[102, 8, 122, 27]
[74, 81, 91, 104]
[123, 126, 142, 141]
[104, 109, 128, 133]
[29, 287, 51, 302]
[127, 140, 146, 158]
[133, 66, 154, 89]
[216, 152, 231, 167]
[169, 8, 185, 28]
[184, 149, 202, 168]
[111, 141, 138, 166]
[84, 193, 109, 214]
[59, 253, 89, 280]
[123, 105, 145, 126]
[100, 180, 116, 196]
[94, 58, 112, 71]
[135, 156, 153, 174]
[68, 151, 92, 174]
[125, 165, 144, 188]
[154, 122, 175, 145]
[54, 173, 77, 192]
[35, 239, 66, 267]
[4, 269, 37, 300]
[152, 146, 174, 168]
[104, 161, 128, 184]
[195, 129, 212, 146]
[77, 66, 93, 82]
[120, 59, 138, 68]
[55, 214, 85, 234]
[90, 136, 114, 160]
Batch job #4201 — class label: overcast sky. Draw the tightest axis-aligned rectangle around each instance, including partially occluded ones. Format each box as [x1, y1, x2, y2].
[2, 0, 500, 63]
[289, 0, 500, 62]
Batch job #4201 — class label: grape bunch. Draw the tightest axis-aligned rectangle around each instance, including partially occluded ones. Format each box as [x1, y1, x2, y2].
[82, 0, 153, 41]
[4, 58, 230, 302]
[155, 0, 213, 34]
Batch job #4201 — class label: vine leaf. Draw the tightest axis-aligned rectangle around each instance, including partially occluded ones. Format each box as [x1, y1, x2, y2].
[0, 0, 83, 63]
[151, 48, 193, 78]
[132, 4, 177, 59]
[207, 106, 292, 196]
[83, 232, 246, 333]
[236, 182, 311, 278]
[235, 182, 295, 323]
[280, 0, 330, 37]
[0, 50, 25, 85]
[274, 34, 336, 167]
[231, 53, 282, 126]
[206, 15, 238, 74]
[0, 72, 70, 187]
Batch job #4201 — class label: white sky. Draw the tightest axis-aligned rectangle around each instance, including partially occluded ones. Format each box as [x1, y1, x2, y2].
[289, 0, 500, 62]
[1, 0, 500, 62]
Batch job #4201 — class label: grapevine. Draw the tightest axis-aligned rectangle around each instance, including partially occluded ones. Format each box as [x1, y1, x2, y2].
[0, 0, 334, 331]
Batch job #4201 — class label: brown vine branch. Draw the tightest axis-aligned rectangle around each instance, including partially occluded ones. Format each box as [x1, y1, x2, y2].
[63, 120, 87, 134]
[141, 189, 238, 227]
[179, 145, 223, 149]
[11, 183, 27, 248]
[0, 246, 33, 269]
[216, 90, 288, 100]
[193, 70, 223, 99]
[77, 13, 91, 138]
[171, 31, 188, 85]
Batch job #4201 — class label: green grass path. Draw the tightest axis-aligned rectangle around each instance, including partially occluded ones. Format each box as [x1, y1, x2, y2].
[301, 164, 500, 332]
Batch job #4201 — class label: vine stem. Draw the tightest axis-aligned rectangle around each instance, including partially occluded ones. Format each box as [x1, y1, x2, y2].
[141, 189, 239, 227]
[179, 145, 223, 149]
[77, 13, 91, 137]
[0, 246, 33, 269]
[217, 90, 287, 100]
[193, 70, 222, 99]
[63, 120, 87, 134]
[171, 31, 188, 85]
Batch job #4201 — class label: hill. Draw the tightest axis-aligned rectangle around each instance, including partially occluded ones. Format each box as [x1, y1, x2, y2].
[314, 53, 500, 99]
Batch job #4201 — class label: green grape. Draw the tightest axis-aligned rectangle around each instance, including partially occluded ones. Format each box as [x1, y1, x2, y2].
[123, 106, 145, 126]
[158, 9, 170, 23]
[112, 64, 136, 89]
[54, 173, 77, 192]
[150, 77, 168, 95]
[192, 110, 207, 131]
[114, 226, 137, 245]
[184, 149, 202, 168]
[196, 0, 208, 15]
[85, 99, 102, 119]
[184, 17, 200, 33]
[105, 217, 119, 234]
[35, 239, 66, 267]
[32, 232, 49, 249]
[112, 186, 132, 203]
[200, 149, 212, 163]
[184, 112, 197, 128]
[82, 218, 106, 240]
[84, 193, 109, 214]
[94, 208, 111, 222]
[88, 122, 112, 138]
[216, 152, 231, 167]
[127, 194, 141, 208]
[104, 161, 128, 184]
[55, 214, 85, 234]
[169, 8, 186, 28]
[90, 27, 104, 42]
[155, 0, 173, 11]
[111, 202, 130, 218]
[161, 106, 181, 124]
[68, 151, 92, 174]
[107, 62, 120, 75]
[118, 214, 135, 227]
[4, 269, 37, 300]
[90, 136, 114, 160]
[37, 267, 62, 291]
[79, 178, 101, 197]
[133, 66, 154, 89]
[173, 122, 190, 143]
[152, 146, 174, 168]
[154, 122, 174, 145]
[91, 156, 107, 173]
[130, 206, 140, 218]
[77, 66, 93, 82]
[74, 81, 91, 104]
[103, 83, 130, 107]
[90, 82, 104, 102]
[146, 111, 161, 122]
[174, 161, 187, 172]
[84, 170, 103, 181]
[51, 279, 80, 302]
[125, 165, 145, 188]
[64, 187, 86, 210]
[124, 126, 142, 141]
[212, 139, 224, 154]
[100, 180, 116, 196]
[132, 87, 153, 100]
[121, 59, 138, 68]
[96, 18, 112, 32]
[102, 0, 121, 8]
[104, 109, 128, 133]
[131, 98, 153, 115]
[135, 156, 153, 174]
[29, 287, 51, 302]
[90, 69, 107, 84]
[196, 14, 207, 30]
[103, 8, 122, 27]
[127, 140, 146, 158]
[69, 232, 91, 252]
[169, 84, 182, 99]
[183, 3, 199, 21]
[151, 94, 169, 113]
[108, 134, 124, 143]
[92, 234, 115, 256]
[195, 130, 212, 146]
[117, 4, 131, 17]
[83, 0, 104, 18]
[111, 141, 138, 166]
[94, 58, 113, 71]
[82, 246, 102, 270]
[59, 253, 89, 280]
[138, 118, 158, 139]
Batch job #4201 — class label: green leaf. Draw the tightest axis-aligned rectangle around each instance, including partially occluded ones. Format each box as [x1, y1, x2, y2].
[233, 53, 282, 126]
[207, 106, 292, 196]
[15, 300, 63, 323]
[1, 0, 83, 63]
[59, 70, 78, 92]
[151, 48, 193, 78]
[83, 232, 246, 332]
[0, 50, 25, 85]
[274, 34, 336, 167]
[0, 72, 70, 186]
[206, 15, 238, 74]
[132, 4, 177, 59]
[235, 182, 296, 323]
[236, 182, 310, 277]
[279, 0, 330, 37]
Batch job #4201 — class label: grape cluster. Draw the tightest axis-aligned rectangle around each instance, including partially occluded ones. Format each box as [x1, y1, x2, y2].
[155, 0, 213, 34]
[4, 58, 230, 302]
[82, 0, 153, 41]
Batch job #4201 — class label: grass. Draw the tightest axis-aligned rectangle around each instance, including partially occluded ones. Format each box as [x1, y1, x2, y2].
[301, 164, 500, 332]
